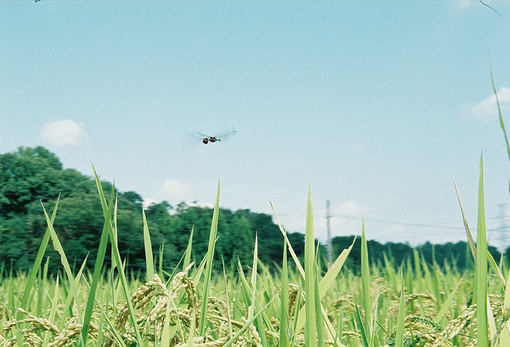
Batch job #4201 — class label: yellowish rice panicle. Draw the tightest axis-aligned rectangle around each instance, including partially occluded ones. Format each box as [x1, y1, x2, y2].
[288, 283, 304, 318]
[3, 308, 59, 335]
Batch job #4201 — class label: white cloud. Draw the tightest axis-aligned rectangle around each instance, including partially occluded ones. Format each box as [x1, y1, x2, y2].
[184, 201, 214, 209]
[447, 0, 473, 17]
[40, 119, 86, 146]
[150, 179, 217, 211]
[333, 201, 369, 217]
[142, 198, 158, 210]
[142, 197, 207, 214]
[467, 87, 510, 122]
[159, 179, 190, 202]
[451, 0, 472, 10]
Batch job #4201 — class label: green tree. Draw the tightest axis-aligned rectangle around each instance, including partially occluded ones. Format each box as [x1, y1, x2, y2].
[0, 147, 63, 216]
[235, 210, 285, 266]
[217, 212, 254, 269]
[144, 201, 181, 268]
[157, 204, 213, 266]
[1, 146, 310, 275]
[0, 214, 35, 271]
[0, 147, 143, 273]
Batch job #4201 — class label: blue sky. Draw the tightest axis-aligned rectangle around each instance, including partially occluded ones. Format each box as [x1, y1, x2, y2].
[1, 1, 510, 249]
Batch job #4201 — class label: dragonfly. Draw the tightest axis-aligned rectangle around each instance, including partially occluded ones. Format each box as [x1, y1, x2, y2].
[198, 130, 236, 144]
[183, 130, 237, 148]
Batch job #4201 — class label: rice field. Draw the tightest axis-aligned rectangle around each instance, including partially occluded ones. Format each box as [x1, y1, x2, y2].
[0, 156, 509, 347]
[1, 82, 509, 346]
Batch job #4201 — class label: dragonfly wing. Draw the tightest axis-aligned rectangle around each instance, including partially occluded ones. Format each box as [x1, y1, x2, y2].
[182, 132, 203, 149]
[216, 130, 237, 141]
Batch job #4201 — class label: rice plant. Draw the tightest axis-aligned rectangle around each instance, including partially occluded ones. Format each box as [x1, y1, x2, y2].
[0, 160, 508, 347]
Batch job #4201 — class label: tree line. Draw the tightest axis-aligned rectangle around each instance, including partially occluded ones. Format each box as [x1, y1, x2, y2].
[0, 147, 506, 276]
[0, 146, 305, 274]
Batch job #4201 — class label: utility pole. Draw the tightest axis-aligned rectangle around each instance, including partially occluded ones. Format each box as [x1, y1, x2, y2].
[326, 200, 332, 266]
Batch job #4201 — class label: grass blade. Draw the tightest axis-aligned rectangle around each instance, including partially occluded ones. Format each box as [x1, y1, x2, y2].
[319, 237, 356, 298]
[222, 296, 276, 347]
[315, 247, 324, 347]
[198, 179, 221, 336]
[250, 234, 269, 346]
[42, 274, 60, 346]
[40, 203, 82, 323]
[394, 269, 406, 347]
[489, 56, 510, 162]
[453, 175, 477, 262]
[271, 201, 305, 278]
[81, 187, 114, 344]
[91, 166, 144, 345]
[304, 184, 317, 347]
[279, 227, 289, 347]
[360, 218, 372, 346]
[476, 153, 489, 347]
[142, 208, 154, 282]
[248, 233, 258, 321]
[435, 274, 465, 323]
[294, 235, 356, 336]
[355, 304, 369, 347]
[183, 225, 194, 272]
[18, 196, 60, 347]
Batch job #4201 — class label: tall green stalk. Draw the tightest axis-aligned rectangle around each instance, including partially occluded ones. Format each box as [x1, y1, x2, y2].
[304, 184, 317, 347]
[82, 185, 114, 345]
[360, 219, 372, 346]
[476, 153, 488, 347]
[91, 166, 143, 345]
[198, 179, 221, 336]
[394, 269, 406, 347]
[279, 228, 289, 347]
[142, 209, 154, 282]
[17, 199, 59, 347]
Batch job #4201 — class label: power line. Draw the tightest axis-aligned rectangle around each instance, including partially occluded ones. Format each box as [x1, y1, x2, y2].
[279, 206, 510, 232]
[329, 214, 465, 230]
[328, 214, 508, 232]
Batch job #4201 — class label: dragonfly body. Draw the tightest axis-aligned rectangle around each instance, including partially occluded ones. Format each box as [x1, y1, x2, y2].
[202, 136, 220, 144]
[198, 131, 236, 144]
[182, 130, 236, 148]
